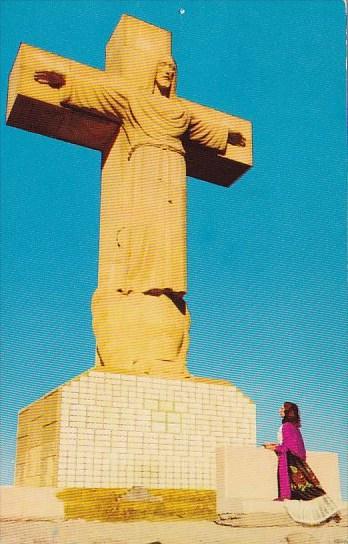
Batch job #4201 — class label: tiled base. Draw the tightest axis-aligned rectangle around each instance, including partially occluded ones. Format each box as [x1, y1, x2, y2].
[16, 370, 256, 489]
[58, 371, 256, 489]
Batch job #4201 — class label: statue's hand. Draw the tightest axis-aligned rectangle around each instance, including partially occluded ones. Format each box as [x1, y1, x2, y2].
[228, 130, 246, 147]
[34, 71, 66, 89]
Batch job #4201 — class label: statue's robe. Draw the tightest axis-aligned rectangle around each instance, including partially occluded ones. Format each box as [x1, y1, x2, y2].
[62, 73, 228, 294]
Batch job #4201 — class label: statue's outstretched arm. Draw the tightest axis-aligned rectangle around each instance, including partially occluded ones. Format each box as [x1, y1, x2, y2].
[34, 69, 128, 122]
[184, 100, 246, 152]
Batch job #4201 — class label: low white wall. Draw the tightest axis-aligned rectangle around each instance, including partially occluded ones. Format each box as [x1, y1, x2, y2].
[0, 486, 64, 520]
[216, 446, 342, 514]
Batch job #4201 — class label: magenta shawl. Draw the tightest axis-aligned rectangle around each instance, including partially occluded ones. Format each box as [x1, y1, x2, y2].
[275, 422, 306, 499]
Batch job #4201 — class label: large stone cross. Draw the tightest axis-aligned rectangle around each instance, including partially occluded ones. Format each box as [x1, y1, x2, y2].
[7, 14, 252, 380]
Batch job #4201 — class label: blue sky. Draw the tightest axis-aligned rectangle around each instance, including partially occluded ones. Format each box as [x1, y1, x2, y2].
[1, 1, 347, 497]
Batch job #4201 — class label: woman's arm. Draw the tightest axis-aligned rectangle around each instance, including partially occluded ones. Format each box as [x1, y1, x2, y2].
[274, 422, 296, 454]
[263, 442, 277, 450]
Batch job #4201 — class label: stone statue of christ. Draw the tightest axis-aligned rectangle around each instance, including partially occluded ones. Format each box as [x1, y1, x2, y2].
[35, 58, 245, 305]
[34, 58, 245, 376]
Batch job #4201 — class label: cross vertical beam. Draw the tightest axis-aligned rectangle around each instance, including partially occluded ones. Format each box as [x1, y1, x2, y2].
[7, 14, 252, 379]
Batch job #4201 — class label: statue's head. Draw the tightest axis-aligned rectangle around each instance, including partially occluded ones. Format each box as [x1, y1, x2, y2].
[154, 56, 177, 97]
[130, 54, 177, 97]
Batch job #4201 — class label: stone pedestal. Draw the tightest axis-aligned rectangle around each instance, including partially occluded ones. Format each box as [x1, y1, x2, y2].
[16, 371, 256, 489]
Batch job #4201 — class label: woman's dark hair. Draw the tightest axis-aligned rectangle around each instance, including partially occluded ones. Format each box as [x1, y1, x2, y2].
[282, 401, 301, 427]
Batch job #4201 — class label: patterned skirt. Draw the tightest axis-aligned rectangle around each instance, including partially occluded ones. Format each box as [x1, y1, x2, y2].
[284, 452, 339, 525]
[287, 452, 325, 500]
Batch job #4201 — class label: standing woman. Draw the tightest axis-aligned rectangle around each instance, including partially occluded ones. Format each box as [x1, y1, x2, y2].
[264, 402, 340, 525]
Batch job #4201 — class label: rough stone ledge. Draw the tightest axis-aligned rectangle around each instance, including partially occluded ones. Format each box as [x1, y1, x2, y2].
[215, 508, 348, 528]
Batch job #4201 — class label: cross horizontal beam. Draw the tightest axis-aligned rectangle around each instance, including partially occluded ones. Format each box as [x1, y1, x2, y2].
[7, 44, 252, 187]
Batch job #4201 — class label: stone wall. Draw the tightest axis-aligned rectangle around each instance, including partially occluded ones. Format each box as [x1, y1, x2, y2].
[16, 390, 61, 486]
[216, 446, 342, 514]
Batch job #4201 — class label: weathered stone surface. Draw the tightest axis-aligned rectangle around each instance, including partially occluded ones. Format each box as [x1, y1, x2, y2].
[92, 291, 190, 377]
[118, 486, 163, 502]
[15, 391, 61, 486]
[286, 533, 320, 544]
[215, 511, 298, 528]
[1, 517, 348, 543]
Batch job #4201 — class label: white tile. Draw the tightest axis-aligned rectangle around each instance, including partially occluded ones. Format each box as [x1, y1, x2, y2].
[174, 401, 188, 413]
[152, 411, 166, 423]
[167, 423, 181, 434]
[167, 412, 181, 423]
[144, 399, 158, 410]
